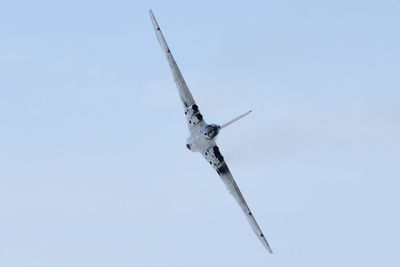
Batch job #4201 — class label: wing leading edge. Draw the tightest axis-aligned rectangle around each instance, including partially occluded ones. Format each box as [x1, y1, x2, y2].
[149, 9, 195, 109]
[201, 146, 273, 254]
[219, 163, 273, 254]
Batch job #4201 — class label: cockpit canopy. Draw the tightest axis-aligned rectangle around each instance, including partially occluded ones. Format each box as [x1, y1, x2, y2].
[203, 124, 221, 139]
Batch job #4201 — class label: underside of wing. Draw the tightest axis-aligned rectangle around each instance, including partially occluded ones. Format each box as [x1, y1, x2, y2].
[150, 10, 207, 132]
[149, 10, 195, 109]
[201, 145, 273, 253]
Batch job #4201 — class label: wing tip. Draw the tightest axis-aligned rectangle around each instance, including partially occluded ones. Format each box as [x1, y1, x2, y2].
[149, 9, 160, 31]
[149, 9, 156, 21]
[260, 233, 273, 254]
[263, 240, 273, 254]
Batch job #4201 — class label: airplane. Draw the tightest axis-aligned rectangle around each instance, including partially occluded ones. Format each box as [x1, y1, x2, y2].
[149, 10, 273, 254]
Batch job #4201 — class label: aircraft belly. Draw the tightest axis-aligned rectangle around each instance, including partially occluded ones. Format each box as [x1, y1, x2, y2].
[190, 130, 213, 152]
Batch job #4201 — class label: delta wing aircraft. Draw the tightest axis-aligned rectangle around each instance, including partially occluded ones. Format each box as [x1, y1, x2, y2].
[150, 10, 273, 254]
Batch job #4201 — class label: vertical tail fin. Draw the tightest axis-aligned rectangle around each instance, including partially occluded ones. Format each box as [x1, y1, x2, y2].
[220, 110, 252, 129]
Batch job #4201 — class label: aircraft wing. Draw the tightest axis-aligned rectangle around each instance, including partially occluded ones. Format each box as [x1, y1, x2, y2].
[201, 145, 273, 254]
[149, 10, 196, 109]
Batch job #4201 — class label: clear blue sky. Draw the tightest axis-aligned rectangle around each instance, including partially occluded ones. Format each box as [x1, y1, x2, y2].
[1, 1, 399, 266]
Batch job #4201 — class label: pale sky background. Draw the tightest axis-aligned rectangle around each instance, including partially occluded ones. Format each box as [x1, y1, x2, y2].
[1, 1, 400, 266]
